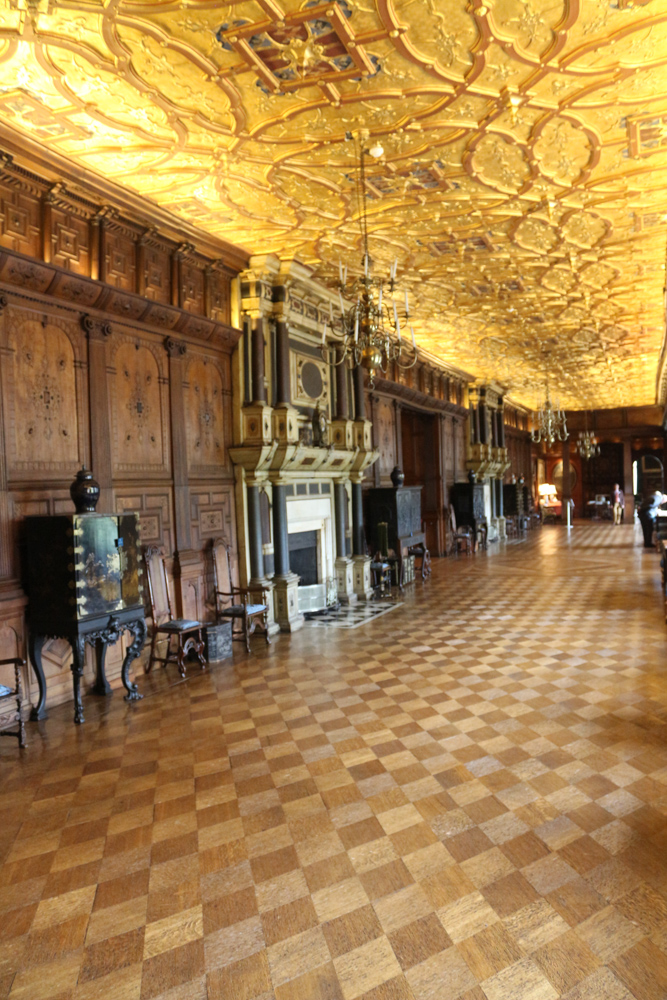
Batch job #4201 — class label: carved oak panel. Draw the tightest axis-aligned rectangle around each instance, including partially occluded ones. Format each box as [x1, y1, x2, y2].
[3, 314, 82, 475]
[208, 269, 230, 324]
[184, 355, 229, 475]
[0, 186, 41, 258]
[376, 398, 397, 479]
[51, 206, 91, 274]
[104, 228, 137, 291]
[181, 260, 205, 314]
[144, 245, 171, 303]
[110, 339, 169, 475]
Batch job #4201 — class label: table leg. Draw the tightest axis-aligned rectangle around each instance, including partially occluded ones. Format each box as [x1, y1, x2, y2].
[28, 633, 48, 721]
[92, 640, 112, 697]
[122, 618, 146, 702]
[71, 636, 86, 725]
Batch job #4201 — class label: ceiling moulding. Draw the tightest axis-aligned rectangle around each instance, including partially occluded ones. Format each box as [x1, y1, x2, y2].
[0, 124, 250, 273]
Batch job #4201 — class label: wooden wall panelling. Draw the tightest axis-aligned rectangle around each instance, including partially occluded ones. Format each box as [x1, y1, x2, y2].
[102, 217, 138, 291]
[139, 235, 171, 304]
[184, 353, 231, 477]
[109, 334, 170, 478]
[84, 316, 114, 511]
[115, 488, 175, 682]
[0, 298, 12, 581]
[375, 396, 397, 483]
[48, 193, 91, 275]
[181, 258, 205, 315]
[0, 177, 41, 259]
[2, 307, 87, 479]
[206, 265, 231, 324]
[164, 337, 197, 616]
[190, 485, 237, 619]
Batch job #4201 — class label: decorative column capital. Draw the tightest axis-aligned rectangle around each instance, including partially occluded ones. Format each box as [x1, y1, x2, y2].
[164, 336, 187, 358]
[81, 314, 112, 339]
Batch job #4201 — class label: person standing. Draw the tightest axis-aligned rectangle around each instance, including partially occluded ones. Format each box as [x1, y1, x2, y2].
[638, 492, 663, 548]
[612, 483, 625, 525]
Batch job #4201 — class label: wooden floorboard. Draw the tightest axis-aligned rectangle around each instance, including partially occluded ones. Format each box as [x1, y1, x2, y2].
[1, 521, 667, 999]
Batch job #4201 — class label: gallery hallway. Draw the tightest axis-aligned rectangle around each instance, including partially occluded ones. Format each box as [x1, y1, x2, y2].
[3, 523, 667, 1000]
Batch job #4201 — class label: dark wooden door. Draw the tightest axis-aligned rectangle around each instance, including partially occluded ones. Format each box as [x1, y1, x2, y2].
[401, 409, 444, 555]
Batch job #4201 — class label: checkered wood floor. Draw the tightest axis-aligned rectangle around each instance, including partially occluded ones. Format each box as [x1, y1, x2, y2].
[3, 521, 667, 1000]
[304, 602, 403, 629]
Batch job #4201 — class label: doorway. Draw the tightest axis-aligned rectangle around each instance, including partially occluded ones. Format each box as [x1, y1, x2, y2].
[401, 408, 443, 554]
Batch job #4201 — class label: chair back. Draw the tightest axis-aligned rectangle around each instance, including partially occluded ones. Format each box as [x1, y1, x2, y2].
[448, 504, 458, 534]
[212, 537, 234, 608]
[143, 546, 173, 624]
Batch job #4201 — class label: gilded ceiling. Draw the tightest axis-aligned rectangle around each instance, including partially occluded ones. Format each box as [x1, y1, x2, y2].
[0, 0, 666, 408]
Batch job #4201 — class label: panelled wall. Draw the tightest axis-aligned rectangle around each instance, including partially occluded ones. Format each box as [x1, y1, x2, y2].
[0, 154, 246, 712]
[367, 370, 470, 556]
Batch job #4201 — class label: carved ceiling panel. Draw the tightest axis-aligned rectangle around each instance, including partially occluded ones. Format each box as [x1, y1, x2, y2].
[0, 0, 666, 406]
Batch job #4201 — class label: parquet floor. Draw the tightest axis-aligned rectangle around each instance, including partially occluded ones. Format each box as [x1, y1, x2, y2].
[3, 521, 667, 1000]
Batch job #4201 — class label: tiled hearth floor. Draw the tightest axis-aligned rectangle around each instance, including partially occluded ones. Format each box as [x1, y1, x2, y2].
[4, 522, 667, 1000]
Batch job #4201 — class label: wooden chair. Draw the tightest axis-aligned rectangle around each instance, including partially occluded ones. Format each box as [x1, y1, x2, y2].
[370, 552, 392, 598]
[505, 516, 518, 539]
[408, 522, 432, 580]
[0, 658, 26, 749]
[448, 505, 473, 556]
[143, 546, 206, 678]
[212, 538, 270, 653]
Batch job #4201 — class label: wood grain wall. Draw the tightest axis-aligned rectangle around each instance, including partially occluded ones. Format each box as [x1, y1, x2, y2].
[0, 156, 244, 716]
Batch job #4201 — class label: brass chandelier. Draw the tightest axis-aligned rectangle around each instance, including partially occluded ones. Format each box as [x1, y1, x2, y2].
[531, 384, 568, 445]
[576, 413, 600, 460]
[321, 133, 417, 387]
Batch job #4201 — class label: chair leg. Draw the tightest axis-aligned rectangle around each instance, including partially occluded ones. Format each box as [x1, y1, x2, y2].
[264, 608, 271, 645]
[195, 629, 206, 670]
[145, 628, 159, 674]
[15, 662, 26, 749]
[244, 613, 251, 654]
[176, 637, 187, 678]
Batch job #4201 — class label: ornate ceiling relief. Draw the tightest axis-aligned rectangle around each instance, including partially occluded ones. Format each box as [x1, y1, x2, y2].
[0, 0, 666, 407]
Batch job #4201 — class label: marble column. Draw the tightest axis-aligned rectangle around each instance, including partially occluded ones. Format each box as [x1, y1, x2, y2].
[275, 319, 290, 407]
[271, 483, 303, 631]
[252, 317, 267, 403]
[247, 483, 279, 636]
[334, 482, 356, 604]
[247, 485, 265, 583]
[562, 440, 572, 526]
[273, 484, 290, 577]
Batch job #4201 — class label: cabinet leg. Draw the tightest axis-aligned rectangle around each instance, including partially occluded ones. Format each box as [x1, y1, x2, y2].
[122, 619, 146, 702]
[92, 641, 112, 697]
[28, 633, 48, 721]
[71, 637, 86, 725]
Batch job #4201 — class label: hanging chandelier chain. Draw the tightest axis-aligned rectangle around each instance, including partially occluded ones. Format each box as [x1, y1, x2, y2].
[319, 135, 417, 387]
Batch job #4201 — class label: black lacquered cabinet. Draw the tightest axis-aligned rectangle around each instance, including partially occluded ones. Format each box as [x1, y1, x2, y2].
[24, 513, 147, 724]
[450, 482, 487, 548]
[503, 483, 525, 518]
[366, 487, 424, 583]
